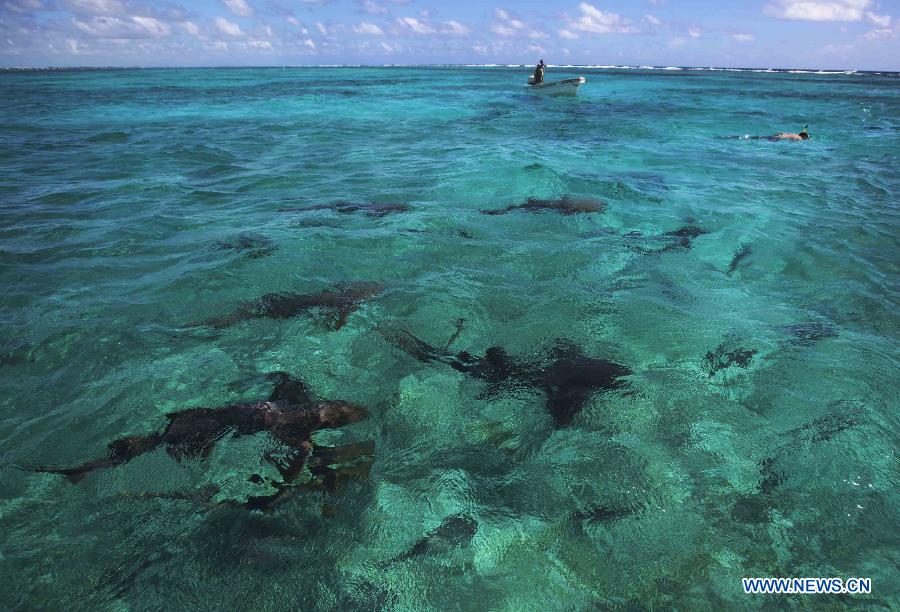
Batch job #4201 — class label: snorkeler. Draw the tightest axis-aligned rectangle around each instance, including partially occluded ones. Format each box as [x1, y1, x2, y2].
[736, 126, 810, 142]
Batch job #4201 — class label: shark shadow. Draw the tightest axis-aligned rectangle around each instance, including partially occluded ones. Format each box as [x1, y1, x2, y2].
[279, 202, 411, 218]
[727, 244, 753, 275]
[386, 513, 479, 565]
[743, 400, 866, 525]
[777, 321, 838, 349]
[572, 500, 644, 524]
[217, 233, 277, 260]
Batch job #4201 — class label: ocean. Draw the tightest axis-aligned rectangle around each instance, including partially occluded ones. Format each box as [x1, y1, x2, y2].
[0, 66, 897, 609]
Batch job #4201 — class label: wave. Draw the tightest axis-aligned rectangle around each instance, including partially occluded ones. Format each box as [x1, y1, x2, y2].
[454, 64, 892, 76]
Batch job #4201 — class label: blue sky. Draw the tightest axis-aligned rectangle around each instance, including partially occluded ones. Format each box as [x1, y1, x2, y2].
[1, 0, 897, 69]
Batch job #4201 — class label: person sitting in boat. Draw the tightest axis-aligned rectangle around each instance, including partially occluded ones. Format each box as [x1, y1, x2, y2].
[531, 60, 546, 85]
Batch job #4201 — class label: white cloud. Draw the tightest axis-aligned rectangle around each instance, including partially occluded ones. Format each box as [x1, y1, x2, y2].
[822, 41, 854, 53]
[441, 20, 469, 35]
[558, 28, 579, 39]
[65, 0, 124, 15]
[491, 7, 528, 37]
[528, 30, 549, 39]
[66, 38, 79, 53]
[863, 26, 894, 39]
[866, 12, 891, 27]
[527, 44, 545, 54]
[764, 0, 872, 22]
[353, 21, 384, 35]
[247, 39, 272, 49]
[215, 17, 242, 36]
[287, 16, 300, 27]
[316, 22, 328, 35]
[224, 0, 253, 17]
[473, 43, 488, 54]
[688, 26, 702, 38]
[568, 2, 637, 34]
[4, 0, 46, 14]
[302, 38, 316, 49]
[72, 15, 171, 38]
[645, 14, 662, 27]
[131, 15, 169, 37]
[668, 37, 685, 48]
[397, 16, 434, 33]
[379, 41, 396, 53]
[362, 0, 388, 15]
[180, 21, 200, 36]
[732, 33, 755, 42]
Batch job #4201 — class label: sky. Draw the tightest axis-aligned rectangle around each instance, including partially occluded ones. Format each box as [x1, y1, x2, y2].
[1, 0, 898, 70]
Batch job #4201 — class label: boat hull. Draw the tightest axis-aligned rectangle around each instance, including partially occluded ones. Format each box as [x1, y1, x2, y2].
[527, 77, 586, 96]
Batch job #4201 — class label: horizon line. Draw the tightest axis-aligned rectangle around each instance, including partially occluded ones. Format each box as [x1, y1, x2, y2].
[1, 63, 898, 74]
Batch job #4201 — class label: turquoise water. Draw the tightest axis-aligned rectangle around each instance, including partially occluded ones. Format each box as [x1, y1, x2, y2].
[1, 66, 898, 609]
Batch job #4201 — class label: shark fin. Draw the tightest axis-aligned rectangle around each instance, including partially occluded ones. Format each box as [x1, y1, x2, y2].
[266, 372, 312, 405]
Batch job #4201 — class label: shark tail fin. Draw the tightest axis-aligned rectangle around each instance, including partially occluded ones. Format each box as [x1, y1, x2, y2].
[28, 464, 93, 484]
[376, 322, 451, 365]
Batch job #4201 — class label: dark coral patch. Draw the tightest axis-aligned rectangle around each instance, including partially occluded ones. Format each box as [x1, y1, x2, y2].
[219, 233, 277, 259]
[704, 342, 758, 377]
[732, 495, 770, 524]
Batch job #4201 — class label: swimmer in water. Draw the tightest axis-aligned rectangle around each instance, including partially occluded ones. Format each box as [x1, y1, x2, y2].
[737, 126, 810, 142]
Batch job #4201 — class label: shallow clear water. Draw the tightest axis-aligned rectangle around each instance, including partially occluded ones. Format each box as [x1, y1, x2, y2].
[1, 66, 898, 609]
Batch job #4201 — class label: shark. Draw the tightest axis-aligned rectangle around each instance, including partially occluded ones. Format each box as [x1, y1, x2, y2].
[481, 196, 606, 216]
[378, 323, 631, 428]
[193, 282, 383, 330]
[29, 372, 374, 511]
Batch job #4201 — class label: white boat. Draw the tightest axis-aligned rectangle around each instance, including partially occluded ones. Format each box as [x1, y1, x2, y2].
[526, 76, 586, 96]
